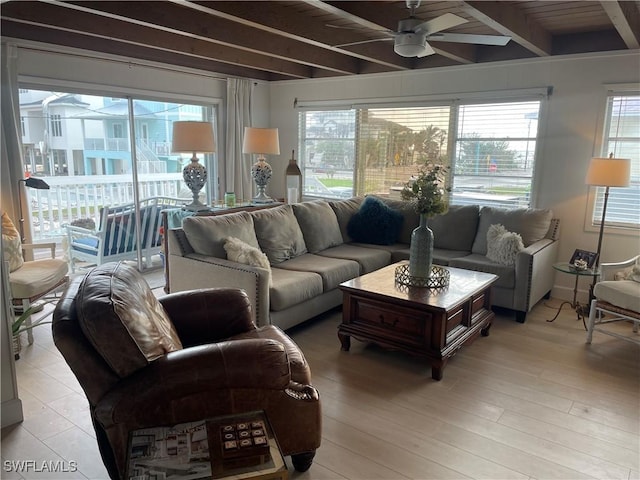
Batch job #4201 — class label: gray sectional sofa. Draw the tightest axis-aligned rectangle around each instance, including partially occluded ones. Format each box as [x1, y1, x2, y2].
[167, 197, 559, 329]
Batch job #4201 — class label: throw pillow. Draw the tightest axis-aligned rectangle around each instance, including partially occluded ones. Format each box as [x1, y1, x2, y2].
[347, 196, 403, 245]
[2, 212, 23, 272]
[224, 236, 272, 286]
[615, 256, 640, 283]
[486, 223, 524, 266]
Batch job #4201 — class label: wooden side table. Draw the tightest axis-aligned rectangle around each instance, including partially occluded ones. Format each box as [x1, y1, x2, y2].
[547, 262, 599, 327]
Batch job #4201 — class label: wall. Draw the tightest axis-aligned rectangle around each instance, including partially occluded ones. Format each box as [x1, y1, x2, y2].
[268, 51, 640, 302]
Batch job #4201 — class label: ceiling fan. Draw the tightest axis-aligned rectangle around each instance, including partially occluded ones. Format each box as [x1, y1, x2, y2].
[333, 0, 511, 58]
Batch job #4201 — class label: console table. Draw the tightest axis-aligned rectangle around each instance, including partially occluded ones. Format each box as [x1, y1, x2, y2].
[547, 262, 599, 328]
[161, 202, 282, 293]
[338, 262, 497, 380]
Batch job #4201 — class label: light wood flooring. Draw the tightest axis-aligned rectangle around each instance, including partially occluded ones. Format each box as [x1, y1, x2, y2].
[2, 275, 639, 480]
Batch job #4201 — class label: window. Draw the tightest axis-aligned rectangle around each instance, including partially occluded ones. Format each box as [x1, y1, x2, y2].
[298, 96, 543, 207]
[113, 123, 124, 138]
[452, 101, 540, 208]
[591, 92, 640, 229]
[50, 114, 62, 136]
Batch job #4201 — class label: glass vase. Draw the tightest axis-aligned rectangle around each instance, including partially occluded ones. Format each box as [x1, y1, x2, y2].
[409, 214, 434, 280]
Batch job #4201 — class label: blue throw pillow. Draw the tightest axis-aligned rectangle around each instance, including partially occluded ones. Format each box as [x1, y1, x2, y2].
[347, 196, 403, 245]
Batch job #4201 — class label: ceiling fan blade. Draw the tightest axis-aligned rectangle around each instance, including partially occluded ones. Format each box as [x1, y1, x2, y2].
[416, 43, 436, 58]
[414, 13, 467, 35]
[428, 33, 511, 46]
[334, 38, 393, 48]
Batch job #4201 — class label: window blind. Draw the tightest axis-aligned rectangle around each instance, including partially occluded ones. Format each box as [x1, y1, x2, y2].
[592, 93, 640, 229]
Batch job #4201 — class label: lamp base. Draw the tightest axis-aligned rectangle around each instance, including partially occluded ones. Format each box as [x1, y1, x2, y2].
[182, 201, 209, 212]
[251, 159, 273, 204]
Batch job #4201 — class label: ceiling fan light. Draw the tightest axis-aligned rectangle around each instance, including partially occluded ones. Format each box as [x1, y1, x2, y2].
[394, 33, 427, 57]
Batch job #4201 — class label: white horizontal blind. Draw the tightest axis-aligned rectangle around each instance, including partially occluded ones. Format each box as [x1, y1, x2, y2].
[452, 101, 541, 208]
[592, 93, 640, 229]
[298, 95, 544, 204]
[356, 106, 451, 197]
[298, 110, 356, 198]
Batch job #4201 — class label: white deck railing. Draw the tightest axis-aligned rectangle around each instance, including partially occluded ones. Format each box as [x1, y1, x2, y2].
[25, 174, 187, 241]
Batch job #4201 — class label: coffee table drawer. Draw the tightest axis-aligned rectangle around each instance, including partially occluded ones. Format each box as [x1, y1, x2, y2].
[352, 299, 427, 344]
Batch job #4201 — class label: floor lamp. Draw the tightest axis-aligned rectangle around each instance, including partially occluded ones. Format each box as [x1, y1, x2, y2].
[585, 154, 631, 297]
[17, 177, 50, 243]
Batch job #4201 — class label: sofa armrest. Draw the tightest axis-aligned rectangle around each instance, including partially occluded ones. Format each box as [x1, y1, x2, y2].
[95, 338, 291, 428]
[159, 288, 257, 346]
[513, 238, 559, 312]
[168, 253, 271, 327]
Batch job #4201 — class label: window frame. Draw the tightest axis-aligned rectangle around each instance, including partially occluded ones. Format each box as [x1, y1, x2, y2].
[584, 84, 640, 235]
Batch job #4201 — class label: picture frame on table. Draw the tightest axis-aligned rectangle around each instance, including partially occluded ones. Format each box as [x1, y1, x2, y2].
[569, 249, 598, 269]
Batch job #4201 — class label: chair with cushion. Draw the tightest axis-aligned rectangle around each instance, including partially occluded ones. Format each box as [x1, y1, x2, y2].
[52, 261, 321, 479]
[2, 212, 68, 345]
[586, 254, 640, 345]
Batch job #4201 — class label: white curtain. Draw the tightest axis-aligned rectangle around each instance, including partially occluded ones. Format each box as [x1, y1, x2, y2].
[224, 78, 253, 201]
[1, 44, 28, 242]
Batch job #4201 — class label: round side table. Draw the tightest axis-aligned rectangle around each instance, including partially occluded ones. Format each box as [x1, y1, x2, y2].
[547, 262, 599, 327]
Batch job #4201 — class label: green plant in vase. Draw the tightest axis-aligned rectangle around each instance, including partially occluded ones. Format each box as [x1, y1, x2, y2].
[401, 164, 450, 279]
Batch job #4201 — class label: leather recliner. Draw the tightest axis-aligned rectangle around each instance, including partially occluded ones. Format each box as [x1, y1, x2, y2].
[52, 262, 321, 479]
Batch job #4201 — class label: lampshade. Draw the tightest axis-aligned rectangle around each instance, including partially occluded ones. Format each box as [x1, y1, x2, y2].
[585, 156, 631, 187]
[242, 127, 280, 155]
[172, 121, 215, 153]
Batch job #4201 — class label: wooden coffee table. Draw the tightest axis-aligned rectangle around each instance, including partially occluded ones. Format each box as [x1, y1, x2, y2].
[338, 262, 498, 380]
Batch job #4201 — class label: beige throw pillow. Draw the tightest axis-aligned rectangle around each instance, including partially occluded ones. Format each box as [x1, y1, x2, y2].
[224, 236, 272, 286]
[486, 223, 524, 266]
[614, 256, 640, 283]
[2, 212, 23, 272]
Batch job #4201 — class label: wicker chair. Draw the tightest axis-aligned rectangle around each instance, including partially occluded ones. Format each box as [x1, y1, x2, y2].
[586, 255, 640, 345]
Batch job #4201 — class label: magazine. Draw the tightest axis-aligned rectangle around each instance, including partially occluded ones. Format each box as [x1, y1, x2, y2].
[126, 411, 287, 480]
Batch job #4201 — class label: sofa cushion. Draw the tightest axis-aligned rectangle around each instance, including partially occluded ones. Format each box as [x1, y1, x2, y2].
[275, 253, 360, 291]
[224, 237, 271, 286]
[472, 206, 553, 255]
[429, 205, 480, 252]
[318, 244, 391, 274]
[347, 196, 403, 245]
[183, 212, 259, 259]
[76, 262, 183, 378]
[594, 280, 640, 312]
[293, 201, 343, 253]
[329, 197, 363, 242]
[251, 205, 307, 264]
[486, 224, 524, 266]
[450, 254, 516, 289]
[269, 267, 323, 311]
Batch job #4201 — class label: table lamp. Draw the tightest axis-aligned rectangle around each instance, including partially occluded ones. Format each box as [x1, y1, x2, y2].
[242, 127, 280, 204]
[172, 121, 215, 211]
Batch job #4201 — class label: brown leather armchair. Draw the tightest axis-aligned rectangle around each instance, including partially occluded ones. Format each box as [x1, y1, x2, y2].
[52, 262, 321, 479]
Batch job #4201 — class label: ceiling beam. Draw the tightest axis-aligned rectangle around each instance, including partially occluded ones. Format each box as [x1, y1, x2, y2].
[185, 0, 411, 71]
[456, 1, 552, 57]
[600, 0, 640, 49]
[40, 0, 361, 75]
[1, 1, 315, 78]
[1, 20, 281, 81]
